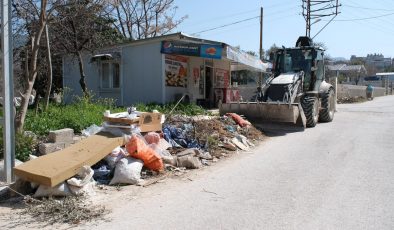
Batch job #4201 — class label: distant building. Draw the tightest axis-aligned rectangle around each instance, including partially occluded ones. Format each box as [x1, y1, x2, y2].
[326, 64, 367, 85]
[350, 54, 392, 72]
[365, 54, 392, 70]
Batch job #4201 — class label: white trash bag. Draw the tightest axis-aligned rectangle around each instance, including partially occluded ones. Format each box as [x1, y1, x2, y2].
[67, 166, 96, 196]
[110, 157, 144, 186]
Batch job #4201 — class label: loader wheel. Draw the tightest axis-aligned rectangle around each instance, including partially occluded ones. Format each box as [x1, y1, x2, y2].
[301, 96, 319, 127]
[319, 88, 335, 122]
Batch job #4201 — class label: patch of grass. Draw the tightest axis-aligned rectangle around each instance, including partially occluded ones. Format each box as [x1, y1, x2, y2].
[24, 96, 123, 136]
[135, 102, 207, 116]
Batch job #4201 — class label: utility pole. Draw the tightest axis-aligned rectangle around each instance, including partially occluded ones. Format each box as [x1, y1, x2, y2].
[1, 0, 15, 183]
[302, 0, 340, 38]
[259, 7, 263, 60]
[306, 0, 311, 37]
[259, 6, 263, 85]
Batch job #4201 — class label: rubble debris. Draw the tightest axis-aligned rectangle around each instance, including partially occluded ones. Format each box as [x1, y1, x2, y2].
[337, 96, 366, 104]
[197, 151, 213, 160]
[48, 128, 74, 144]
[176, 148, 200, 157]
[177, 155, 202, 169]
[162, 155, 177, 166]
[222, 141, 237, 151]
[231, 137, 249, 151]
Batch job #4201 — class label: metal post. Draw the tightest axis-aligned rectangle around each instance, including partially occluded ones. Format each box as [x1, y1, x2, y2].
[259, 7, 263, 61]
[335, 70, 338, 111]
[259, 7, 263, 86]
[306, 0, 311, 37]
[1, 0, 15, 183]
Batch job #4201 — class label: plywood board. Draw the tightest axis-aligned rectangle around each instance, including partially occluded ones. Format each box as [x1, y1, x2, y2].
[14, 133, 125, 187]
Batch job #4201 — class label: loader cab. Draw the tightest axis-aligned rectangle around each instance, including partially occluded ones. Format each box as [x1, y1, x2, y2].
[273, 46, 325, 92]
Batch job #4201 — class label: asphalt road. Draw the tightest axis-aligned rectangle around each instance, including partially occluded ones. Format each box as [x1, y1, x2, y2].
[82, 96, 393, 230]
[3, 96, 394, 230]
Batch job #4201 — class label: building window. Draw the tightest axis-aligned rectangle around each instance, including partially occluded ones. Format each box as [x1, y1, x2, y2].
[101, 62, 120, 89]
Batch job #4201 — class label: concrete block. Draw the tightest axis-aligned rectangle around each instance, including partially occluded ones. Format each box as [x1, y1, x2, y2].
[48, 128, 74, 144]
[39, 142, 67, 155]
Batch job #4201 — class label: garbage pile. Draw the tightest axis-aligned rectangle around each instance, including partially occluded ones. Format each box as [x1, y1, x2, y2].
[4, 109, 265, 202]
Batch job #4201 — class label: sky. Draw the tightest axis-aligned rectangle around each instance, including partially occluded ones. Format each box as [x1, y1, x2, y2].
[173, 0, 394, 59]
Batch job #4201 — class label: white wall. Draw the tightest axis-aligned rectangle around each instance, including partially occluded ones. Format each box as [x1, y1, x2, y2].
[63, 55, 100, 103]
[122, 42, 164, 105]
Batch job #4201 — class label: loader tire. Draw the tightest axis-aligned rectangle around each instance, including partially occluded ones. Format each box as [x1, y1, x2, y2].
[319, 88, 335, 122]
[301, 96, 319, 128]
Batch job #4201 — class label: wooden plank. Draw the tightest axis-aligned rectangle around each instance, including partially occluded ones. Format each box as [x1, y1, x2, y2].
[14, 133, 125, 187]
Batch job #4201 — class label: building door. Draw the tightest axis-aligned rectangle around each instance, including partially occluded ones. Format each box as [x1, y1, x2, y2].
[205, 66, 213, 106]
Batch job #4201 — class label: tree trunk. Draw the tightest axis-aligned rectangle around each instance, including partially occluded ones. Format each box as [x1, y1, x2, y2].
[44, 24, 53, 111]
[77, 51, 88, 96]
[44, 25, 53, 111]
[15, 81, 35, 132]
[15, 0, 48, 132]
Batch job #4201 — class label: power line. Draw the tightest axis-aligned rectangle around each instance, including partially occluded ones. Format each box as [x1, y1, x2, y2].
[191, 16, 260, 35]
[332, 12, 394, 21]
[342, 4, 394, 11]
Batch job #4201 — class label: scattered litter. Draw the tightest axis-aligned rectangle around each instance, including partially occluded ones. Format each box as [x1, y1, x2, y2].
[144, 132, 161, 144]
[226, 113, 251, 127]
[93, 165, 111, 184]
[202, 188, 218, 196]
[81, 124, 103, 137]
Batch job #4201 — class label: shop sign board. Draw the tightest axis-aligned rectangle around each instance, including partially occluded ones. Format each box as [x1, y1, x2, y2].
[161, 41, 222, 59]
[161, 41, 200, 57]
[200, 44, 222, 59]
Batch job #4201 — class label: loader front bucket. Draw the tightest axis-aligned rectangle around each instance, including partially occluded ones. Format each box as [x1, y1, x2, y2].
[219, 101, 306, 128]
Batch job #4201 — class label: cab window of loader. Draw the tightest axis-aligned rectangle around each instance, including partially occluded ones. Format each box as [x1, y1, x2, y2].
[276, 49, 312, 75]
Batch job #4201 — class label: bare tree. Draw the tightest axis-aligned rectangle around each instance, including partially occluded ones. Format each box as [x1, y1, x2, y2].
[50, 0, 121, 96]
[109, 0, 187, 40]
[13, 0, 55, 131]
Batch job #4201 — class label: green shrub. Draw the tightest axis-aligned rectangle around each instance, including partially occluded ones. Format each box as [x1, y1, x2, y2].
[0, 128, 38, 162]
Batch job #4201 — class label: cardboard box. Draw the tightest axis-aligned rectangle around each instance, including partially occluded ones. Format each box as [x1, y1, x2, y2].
[103, 112, 163, 132]
[139, 113, 162, 132]
[14, 133, 125, 187]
